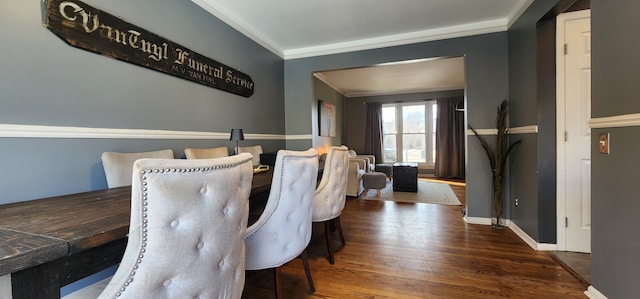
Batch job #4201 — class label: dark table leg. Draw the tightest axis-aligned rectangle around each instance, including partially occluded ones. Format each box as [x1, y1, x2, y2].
[12, 260, 60, 299]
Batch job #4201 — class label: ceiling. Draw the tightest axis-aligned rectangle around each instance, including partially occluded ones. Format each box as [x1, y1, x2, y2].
[191, 0, 533, 96]
[314, 57, 465, 97]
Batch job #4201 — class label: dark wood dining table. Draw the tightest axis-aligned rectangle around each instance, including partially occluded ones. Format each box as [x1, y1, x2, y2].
[0, 169, 273, 299]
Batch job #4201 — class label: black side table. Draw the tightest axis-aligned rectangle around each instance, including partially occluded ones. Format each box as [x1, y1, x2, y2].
[392, 162, 418, 192]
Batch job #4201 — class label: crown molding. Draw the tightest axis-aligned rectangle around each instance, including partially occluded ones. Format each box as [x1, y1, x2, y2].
[192, 1, 535, 60]
[284, 20, 507, 60]
[190, 0, 285, 59]
[313, 73, 346, 96]
[507, 0, 536, 28]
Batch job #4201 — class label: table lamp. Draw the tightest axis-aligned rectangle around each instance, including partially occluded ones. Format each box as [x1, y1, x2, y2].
[230, 128, 244, 155]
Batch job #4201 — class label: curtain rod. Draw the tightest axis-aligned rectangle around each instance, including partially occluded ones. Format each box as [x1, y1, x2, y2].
[363, 96, 462, 106]
[363, 98, 437, 106]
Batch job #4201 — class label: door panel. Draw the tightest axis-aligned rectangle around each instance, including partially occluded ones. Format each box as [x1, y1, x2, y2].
[560, 11, 591, 253]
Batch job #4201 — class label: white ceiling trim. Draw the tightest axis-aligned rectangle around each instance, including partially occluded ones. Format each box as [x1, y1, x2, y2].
[313, 73, 346, 96]
[343, 85, 465, 98]
[314, 70, 460, 98]
[191, 0, 285, 58]
[507, 0, 536, 28]
[191, 0, 534, 60]
[285, 19, 507, 60]
[192, 0, 534, 60]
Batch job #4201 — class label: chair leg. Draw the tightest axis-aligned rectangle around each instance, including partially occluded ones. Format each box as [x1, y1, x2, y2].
[376, 189, 381, 197]
[335, 216, 345, 246]
[300, 248, 315, 293]
[323, 221, 335, 264]
[274, 267, 283, 299]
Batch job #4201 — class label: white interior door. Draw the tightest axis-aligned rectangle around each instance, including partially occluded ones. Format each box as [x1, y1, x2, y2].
[557, 10, 591, 253]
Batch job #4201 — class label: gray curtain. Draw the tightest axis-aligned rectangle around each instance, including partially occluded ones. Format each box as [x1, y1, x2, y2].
[434, 97, 465, 178]
[364, 102, 383, 163]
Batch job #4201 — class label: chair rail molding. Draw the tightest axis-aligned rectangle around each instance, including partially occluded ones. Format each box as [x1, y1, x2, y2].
[0, 124, 310, 140]
[466, 125, 538, 136]
[589, 113, 640, 128]
[507, 125, 538, 134]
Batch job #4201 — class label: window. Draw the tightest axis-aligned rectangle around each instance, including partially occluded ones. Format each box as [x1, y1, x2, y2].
[382, 101, 437, 167]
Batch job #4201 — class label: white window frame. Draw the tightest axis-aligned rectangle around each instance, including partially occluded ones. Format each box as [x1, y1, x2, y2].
[382, 101, 436, 168]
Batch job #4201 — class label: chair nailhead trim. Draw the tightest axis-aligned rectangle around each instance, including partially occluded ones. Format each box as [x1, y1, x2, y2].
[111, 157, 251, 298]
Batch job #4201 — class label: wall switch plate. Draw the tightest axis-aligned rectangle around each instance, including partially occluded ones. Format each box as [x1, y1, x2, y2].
[599, 133, 610, 154]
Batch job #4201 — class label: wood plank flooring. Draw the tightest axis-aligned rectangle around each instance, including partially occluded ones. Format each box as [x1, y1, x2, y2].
[242, 183, 587, 298]
[551, 251, 591, 287]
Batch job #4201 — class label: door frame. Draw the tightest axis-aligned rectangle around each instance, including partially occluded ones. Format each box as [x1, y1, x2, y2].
[556, 9, 591, 251]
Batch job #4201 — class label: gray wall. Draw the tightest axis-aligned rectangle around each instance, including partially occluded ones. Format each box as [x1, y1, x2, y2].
[507, 0, 560, 243]
[0, 0, 285, 204]
[8, 0, 635, 296]
[509, 0, 640, 296]
[312, 77, 346, 153]
[591, 1, 640, 297]
[284, 33, 509, 219]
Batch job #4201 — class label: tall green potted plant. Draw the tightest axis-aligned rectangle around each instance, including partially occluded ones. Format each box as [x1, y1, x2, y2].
[469, 99, 521, 228]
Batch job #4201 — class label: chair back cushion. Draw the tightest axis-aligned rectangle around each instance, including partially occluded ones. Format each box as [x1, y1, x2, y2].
[184, 147, 229, 159]
[98, 154, 253, 299]
[101, 149, 174, 188]
[313, 146, 349, 222]
[244, 149, 318, 270]
[237, 145, 263, 167]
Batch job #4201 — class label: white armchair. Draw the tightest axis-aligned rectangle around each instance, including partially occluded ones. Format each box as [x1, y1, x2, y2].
[245, 149, 318, 298]
[348, 149, 375, 172]
[101, 149, 174, 188]
[184, 146, 229, 159]
[313, 146, 349, 264]
[97, 154, 254, 299]
[346, 159, 366, 197]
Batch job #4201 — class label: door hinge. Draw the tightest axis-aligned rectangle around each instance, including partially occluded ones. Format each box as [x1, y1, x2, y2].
[565, 131, 568, 142]
[565, 217, 568, 227]
[564, 43, 568, 55]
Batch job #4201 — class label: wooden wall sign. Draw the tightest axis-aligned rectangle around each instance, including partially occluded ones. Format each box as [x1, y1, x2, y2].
[42, 0, 254, 97]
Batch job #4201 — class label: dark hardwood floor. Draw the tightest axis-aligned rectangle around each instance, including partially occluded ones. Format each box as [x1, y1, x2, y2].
[551, 251, 591, 287]
[242, 182, 587, 298]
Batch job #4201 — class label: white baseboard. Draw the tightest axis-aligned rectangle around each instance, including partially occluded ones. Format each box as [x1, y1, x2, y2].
[463, 216, 492, 225]
[464, 216, 557, 251]
[464, 216, 509, 226]
[584, 285, 607, 299]
[508, 221, 557, 251]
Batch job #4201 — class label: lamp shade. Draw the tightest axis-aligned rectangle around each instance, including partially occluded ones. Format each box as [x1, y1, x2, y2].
[230, 129, 244, 141]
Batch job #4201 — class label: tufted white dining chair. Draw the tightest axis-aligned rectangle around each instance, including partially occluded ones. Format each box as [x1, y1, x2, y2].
[97, 153, 254, 299]
[244, 149, 318, 298]
[313, 146, 349, 264]
[184, 146, 230, 159]
[101, 149, 174, 188]
[236, 145, 263, 167]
